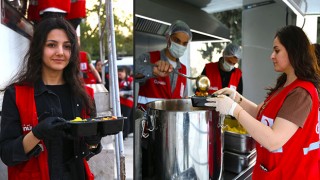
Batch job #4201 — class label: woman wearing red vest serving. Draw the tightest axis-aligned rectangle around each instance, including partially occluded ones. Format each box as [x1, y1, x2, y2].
[201, 43, 243, 95]
[205, 25, 320, 179]
[135, 20, 192, 108]
[0, 18, 101, 180]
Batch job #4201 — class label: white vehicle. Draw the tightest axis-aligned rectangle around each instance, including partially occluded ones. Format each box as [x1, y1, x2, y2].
[0, 1, 33, 111]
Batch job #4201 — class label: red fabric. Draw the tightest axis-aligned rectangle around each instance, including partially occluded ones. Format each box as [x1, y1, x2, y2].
[82, 86, 95, 180]
[66, 0, 86, 19]
[8, 85, 50, 180]
[138, 51, 187, 107]
[27, 0, 70, 21]
[83, 159, 94, 180]
[80, 51, 97, 84]
[253, 80, 319, 179]
[205, 62, 242, 94]
[38, 0, 70, 13]
[81, 86, 95, 119]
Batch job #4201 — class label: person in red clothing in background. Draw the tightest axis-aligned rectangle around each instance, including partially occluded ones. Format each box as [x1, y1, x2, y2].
[200, 43, 243, 95]
[27, 0, 86, 29]
[135, 20, 192, 179]
[78, 37, 101, 84]
[135, 20, 192, 109]
[118, 66, 134, 139]
[79, 50, 102, 84]
[94, 59, 110, 88]
[66, 0, 86, 29]
[27, 0, 70, 23]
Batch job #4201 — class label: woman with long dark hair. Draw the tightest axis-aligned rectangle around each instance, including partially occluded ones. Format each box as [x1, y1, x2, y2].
[0, 17, 101, 180]
[206, 25, 320, 179]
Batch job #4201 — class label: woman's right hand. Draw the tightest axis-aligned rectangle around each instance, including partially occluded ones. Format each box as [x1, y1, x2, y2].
[214, 87, 238, 100]
[32, 117, 69, 140]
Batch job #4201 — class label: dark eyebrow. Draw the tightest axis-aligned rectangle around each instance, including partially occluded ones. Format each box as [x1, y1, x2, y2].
[46, 40, 71, 44]
[46, 40, 57, 43]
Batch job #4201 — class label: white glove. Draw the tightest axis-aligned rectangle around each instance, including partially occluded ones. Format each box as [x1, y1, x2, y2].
[205, 95, 237, 116]
[214, 87, 238, 100]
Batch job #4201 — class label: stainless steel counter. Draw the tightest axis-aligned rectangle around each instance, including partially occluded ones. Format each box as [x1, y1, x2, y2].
[223, 162, 255, 180]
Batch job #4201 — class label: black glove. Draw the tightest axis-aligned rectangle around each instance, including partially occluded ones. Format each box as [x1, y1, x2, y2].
[32, 117, 68, 140]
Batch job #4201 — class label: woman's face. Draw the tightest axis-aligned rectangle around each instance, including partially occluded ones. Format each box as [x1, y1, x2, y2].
[270, 37, 292, 73]
[96, 61, 102, 72]
[42, 29, 71, 74]
[118, 69, 126, 80]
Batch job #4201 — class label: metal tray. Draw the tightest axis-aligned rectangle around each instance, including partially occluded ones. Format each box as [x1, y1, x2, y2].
[68, 116, 124, 137]
[223, 150, 256, 174]
[224, 131, 255, 154]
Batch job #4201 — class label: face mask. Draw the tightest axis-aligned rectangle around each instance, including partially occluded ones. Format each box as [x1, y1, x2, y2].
[223, 60, 235, 72]
[168, 41, 187, 58]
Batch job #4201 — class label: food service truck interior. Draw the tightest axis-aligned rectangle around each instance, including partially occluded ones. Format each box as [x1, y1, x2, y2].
[0, 0, 320, 179]
[134, 0, 320, 179]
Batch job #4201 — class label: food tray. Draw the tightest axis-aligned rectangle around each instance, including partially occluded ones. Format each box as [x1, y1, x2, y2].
[191, 94, 217, 107]
[224, 131, 255, 154]
[98, 118, 124, 136]
[68, 116, 124, 137]
[223, 149, 256, 174]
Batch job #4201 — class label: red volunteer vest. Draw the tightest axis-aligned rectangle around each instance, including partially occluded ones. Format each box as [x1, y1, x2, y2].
[119, 76, 134, 108]
[80, 51, 97, 84]
[27, 0, 70, 21]
[8, 85, 94, 180]
[205, 62, 242, 94]
[138, 51, 187, 106]
[253, 80, 320, 179]
[66, 0, 86, 20]
[38, 0, 70, 12]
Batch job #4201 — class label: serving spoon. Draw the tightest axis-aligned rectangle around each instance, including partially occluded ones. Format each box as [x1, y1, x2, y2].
[172, 69, 210, 92]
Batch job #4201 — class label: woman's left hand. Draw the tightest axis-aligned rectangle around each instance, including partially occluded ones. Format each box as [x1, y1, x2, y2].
[205, 95, 236, 116]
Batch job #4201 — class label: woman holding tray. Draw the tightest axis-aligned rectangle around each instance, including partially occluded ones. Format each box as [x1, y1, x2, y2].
[0, 17, 101, 180]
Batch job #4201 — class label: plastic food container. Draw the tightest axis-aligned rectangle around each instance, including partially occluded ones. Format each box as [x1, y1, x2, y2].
[98, 118, 125, 136]
[191, 94, 217, 107]
[224, 131, 255, 153]
[224, 150, 257, 173]
[68, 116, 124, 137]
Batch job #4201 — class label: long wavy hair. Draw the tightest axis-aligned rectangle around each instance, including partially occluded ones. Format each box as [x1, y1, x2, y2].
[2, 17, 95, 114]
[267, 25, 320, 96]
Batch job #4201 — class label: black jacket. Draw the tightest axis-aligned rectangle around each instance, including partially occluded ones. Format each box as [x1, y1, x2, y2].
[0, 80, 100, 180]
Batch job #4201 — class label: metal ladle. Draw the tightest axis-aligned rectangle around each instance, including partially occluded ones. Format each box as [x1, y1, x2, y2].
[173, 69, 210, 92]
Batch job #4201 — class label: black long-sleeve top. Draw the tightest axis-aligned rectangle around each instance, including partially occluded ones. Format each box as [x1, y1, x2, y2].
[0, 80, 100, 179]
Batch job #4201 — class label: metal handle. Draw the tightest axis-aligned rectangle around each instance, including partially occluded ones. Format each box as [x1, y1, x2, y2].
[172, 69, 198, 80]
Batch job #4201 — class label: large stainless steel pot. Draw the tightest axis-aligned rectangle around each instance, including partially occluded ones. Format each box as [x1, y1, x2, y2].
[138, 99, 223, 180]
